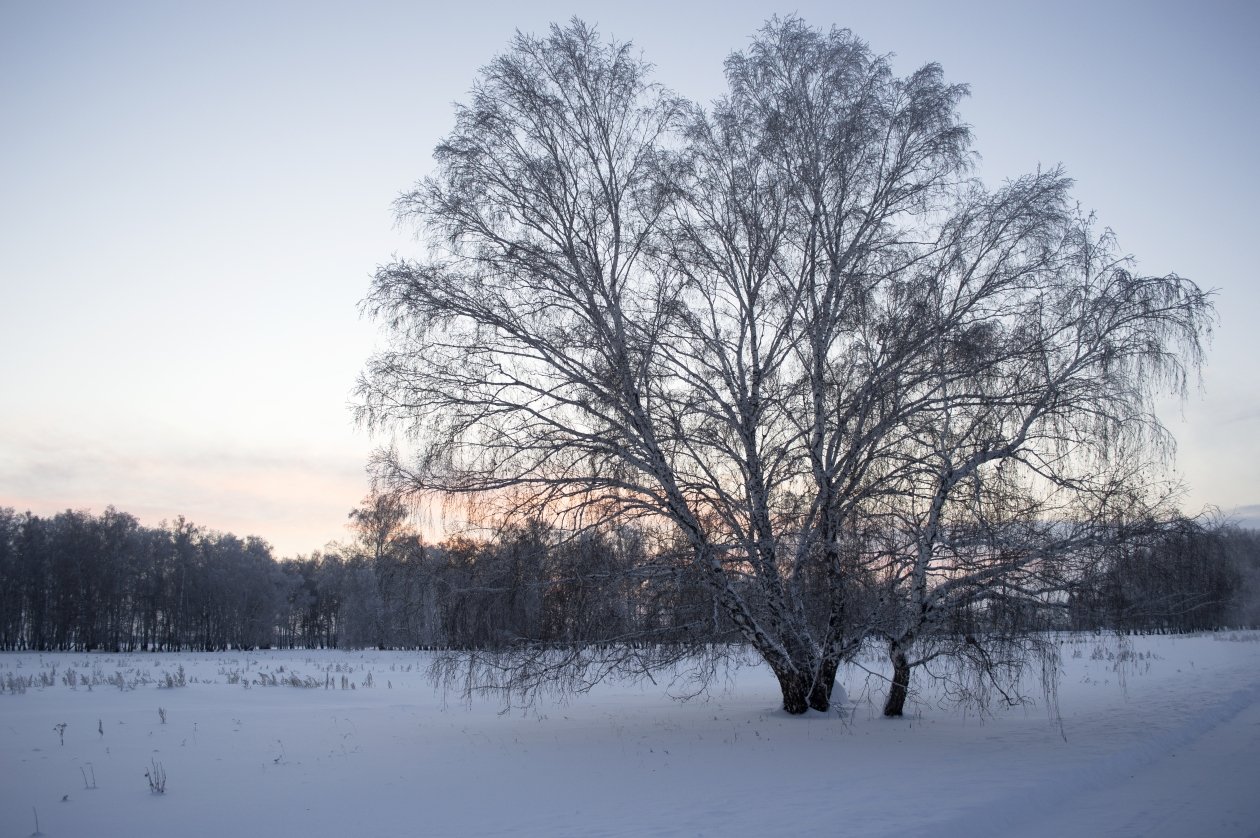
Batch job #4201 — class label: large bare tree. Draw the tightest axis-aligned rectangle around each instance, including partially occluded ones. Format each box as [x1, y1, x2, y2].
[358, 18, 1213, 713]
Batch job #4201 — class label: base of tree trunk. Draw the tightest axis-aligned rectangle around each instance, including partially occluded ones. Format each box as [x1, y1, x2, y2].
[883, 645, 912, 717]
[776, 669, 811, 714]
[775, 660, 843, 714]
[808, 658, 839, 712]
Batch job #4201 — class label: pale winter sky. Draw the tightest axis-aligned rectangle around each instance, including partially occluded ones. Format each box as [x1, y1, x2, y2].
[2, 0, 1257, 556]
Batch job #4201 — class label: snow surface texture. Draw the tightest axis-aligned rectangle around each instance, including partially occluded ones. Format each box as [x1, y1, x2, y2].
[3, 633, 1260, 837]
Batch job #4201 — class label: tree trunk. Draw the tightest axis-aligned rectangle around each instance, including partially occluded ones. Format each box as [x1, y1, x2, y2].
[883, 639, 912, 717]
[774, 667, 812, 714]
[808, 657, 839, 712]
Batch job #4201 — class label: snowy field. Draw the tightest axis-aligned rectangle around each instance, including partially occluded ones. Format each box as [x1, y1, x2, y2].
[3, 633, 1260, 837]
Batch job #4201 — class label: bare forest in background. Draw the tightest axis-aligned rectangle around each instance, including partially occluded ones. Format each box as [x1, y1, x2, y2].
[1, 502, 1256, 657]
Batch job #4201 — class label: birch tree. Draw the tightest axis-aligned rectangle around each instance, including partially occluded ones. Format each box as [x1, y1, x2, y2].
[358, 18, 1213, 713]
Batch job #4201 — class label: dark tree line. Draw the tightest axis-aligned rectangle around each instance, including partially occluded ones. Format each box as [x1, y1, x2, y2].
[1, 502, 1255, 653]
[1070, 521, 1260, 633]
[0, 500, 729, 652]
[0, 507, 282, 652]
[275, 497, 737, 653]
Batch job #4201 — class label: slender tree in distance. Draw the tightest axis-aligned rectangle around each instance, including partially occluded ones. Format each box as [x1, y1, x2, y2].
[358, 18, 1213, 713]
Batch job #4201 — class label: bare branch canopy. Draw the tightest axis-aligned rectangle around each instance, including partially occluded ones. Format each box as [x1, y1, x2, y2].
[358, 17, 1214, 714]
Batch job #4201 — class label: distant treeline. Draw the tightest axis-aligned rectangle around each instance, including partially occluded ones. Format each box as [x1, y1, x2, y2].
[0, 502, 1257, 652]
[0, 500, 724, 652]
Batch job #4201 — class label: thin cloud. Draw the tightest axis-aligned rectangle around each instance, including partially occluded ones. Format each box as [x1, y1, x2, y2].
[0, 431, 369, 556]
[1228, 504, 1260, 531]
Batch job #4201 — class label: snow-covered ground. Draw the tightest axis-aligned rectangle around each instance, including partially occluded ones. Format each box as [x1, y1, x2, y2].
[3, 633, 1259, 837]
